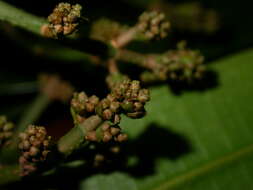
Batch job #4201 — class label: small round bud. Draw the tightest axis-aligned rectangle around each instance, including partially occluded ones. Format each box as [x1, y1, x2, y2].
[102, 109, 113, 120]
[89, 95, 100, 105]
[22, 140, 30, 150]
[85, 131, 97, 142]
[103, 131, 112, 142]
[0, 116, 15, 148]
[121, 101, 134, 112]
[29, 147, 39, 156]
[110, 146, 120, 154]
[27, 126, 36, 135]
[101, 123, 110, 131]
[138, 89, 150, 103]
[110, 127, 121, 136]
[134, 102, 144, 111]
[117, 134, 128, 142]
[94, 154, 105, 162]
[110, 101, 120, 112]
[113, 114, 121, 124]
[86, 102, 95, 113]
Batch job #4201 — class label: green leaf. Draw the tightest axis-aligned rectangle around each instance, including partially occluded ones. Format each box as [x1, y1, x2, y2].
[79, 49, 253, 190]
[80, 173, 137, 190]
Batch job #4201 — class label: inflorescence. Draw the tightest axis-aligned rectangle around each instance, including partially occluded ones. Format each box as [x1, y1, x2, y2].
[71, 78, 150, 144]
[19, 125, 52, 176]
[0, 116, 14, 148]
[137, 11, 170, 40]
[140, 42, 205, 83]
[41, 3, 82, 38]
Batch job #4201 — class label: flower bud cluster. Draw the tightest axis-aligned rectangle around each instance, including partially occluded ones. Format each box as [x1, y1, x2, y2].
[107, 79, 150, 119]
[41, 3, 82, 38]
[0, 116, 14, 148]
[141, 42, 205, 83]
[19, 125, 52, 176]
[95, 79, 150, 121]
[71, 92, 100, 123]
[137, 11, 170, 40]
[71, 79, 149, 146]
[71, 79, 150, 125]
[85, 122, 128, 143]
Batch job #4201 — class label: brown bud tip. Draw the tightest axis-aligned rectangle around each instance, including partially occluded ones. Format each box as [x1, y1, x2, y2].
[29, 147, 39, 156]
[102, 109, 113, 120]
[40, 24, 55, 38]
[101, 123, 110, 131]
[103, 131, 112, 142]
[110, 127, 121, 136]
[86, 102, 95, 113]
[94, 154, 105, 162]
[85, 131, 97, 142]
[110, 146, 121, 154]
[117, 133, 128, 142]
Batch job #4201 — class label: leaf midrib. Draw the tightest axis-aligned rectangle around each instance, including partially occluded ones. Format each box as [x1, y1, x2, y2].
[145, 144, 253, 190]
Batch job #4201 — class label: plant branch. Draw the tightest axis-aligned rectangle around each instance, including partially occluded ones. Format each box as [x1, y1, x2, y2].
[0, 1, 46, 35]
[111, 27, 139, 48]
[108, 59, 119, 74]
[57, 115, 103, 157]
[115, 49, 157, 69]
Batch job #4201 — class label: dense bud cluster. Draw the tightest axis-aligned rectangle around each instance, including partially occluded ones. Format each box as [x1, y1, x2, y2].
[162, 47, 205, 81]
[137, 11, 170, 40]
[0, 116, 14, 148]
[19, 125, 52, 176]
[71, 79, 150, 125]
[141, 42, 205, 83]
[90, 18, 128, 43]
[71, 92, 100, 123]
[85, 122, 128, 143]
[71, 79, 149, 148]
[108, 79, 150, 119]
[95, 79, 150, 121]
[41, 3, 82, 38]
[39, 73, 74, 102]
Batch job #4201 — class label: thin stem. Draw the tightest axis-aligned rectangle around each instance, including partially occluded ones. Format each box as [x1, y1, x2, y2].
[111, 27, 139, 48]
[116, 49, 157, 69]
[108, 59, 119, 74]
